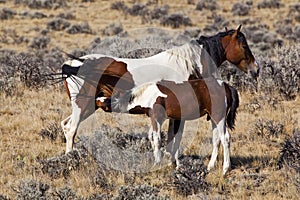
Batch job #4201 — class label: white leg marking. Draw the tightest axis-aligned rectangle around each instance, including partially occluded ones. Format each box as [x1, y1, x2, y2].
[96, 97, 107, 102]
[63, 76, 84, 154]
[218, 117, 231, 175]
[166, 119, 175, 160]
[64, 101, 82, 154]
[153, 121, 162, 163]
[148, 125, 154, 150]
[61, 115, 72, 133]
[165, 120, 184, 168]
[173, 121, 184, 169]
[207, 120, 220, 172]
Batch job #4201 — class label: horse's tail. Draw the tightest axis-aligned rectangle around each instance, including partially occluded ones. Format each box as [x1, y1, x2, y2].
[225, 83, 239, 130]
[62, 63, 80, 79]
[61, 50, 85, 62]
[60, 51, 88, 79]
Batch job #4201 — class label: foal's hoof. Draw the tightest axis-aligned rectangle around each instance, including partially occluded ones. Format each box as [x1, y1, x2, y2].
[222, 167, 231, 176]
[175, 162, 182, 170]
[154, 150, 163, 164]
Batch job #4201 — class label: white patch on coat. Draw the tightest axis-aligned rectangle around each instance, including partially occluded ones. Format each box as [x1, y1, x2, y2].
[63, 42, 204, 87]
[64, 59, 83, 67]
[66, 76, 84, 101]
[127, 82, 167, 110]
[96, 97, 107, 103]
[117, 43, 204, 85]
[254, 60, 259, 68]
[217, 79, 224, 86]
[63, 54, 107, 68]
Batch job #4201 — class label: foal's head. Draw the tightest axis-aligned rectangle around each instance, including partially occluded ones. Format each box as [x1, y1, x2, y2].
[221, 25, 260, 78]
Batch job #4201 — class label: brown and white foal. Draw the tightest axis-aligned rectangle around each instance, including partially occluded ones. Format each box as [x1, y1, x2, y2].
[97, 77, 239, 175]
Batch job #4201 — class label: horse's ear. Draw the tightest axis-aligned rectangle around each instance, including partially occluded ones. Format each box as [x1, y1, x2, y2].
[237, 24, 242, 33]
[225, 27, 228, 32]
[232, 24, 242, 38]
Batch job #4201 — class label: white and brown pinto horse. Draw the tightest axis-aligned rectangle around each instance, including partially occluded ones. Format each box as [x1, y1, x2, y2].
[61, 25, 258, 168]
[98, 77, 239, 175]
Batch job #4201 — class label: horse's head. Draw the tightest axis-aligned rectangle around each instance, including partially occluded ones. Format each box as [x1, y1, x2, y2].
[221, 25, 260, 78]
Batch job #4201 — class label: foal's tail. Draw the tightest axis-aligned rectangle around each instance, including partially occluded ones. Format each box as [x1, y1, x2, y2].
[110, 90, 133, 112]
[225, 83, 239, 130]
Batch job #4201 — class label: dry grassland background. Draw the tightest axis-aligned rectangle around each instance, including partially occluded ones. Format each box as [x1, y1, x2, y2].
[0, 0, 300, 199]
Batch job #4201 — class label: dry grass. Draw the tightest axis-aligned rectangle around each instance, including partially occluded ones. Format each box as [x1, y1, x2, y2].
[1, 0, 300, 199]
[1, 0, 298, 52]
[0, 86, 299, 199]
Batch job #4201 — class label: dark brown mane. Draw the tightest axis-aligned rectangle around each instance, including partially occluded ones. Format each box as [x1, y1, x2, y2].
[196, 30, 235, 67]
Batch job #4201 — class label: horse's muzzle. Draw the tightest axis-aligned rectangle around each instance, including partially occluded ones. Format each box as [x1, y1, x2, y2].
[249, 60, 260, 79]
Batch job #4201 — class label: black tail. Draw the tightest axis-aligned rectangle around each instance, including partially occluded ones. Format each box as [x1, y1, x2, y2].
[62, 64, 80, 78]
[60, 50, 85, 62]
[225, 83, 239, 130]
[60, 50, 85, 79]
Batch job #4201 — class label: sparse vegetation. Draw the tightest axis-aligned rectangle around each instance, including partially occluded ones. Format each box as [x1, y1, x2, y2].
[278, 129, 300, 172]
[160, 13, 192, 28]
[0, 0, 299, 199]
[169, 156, 209, 196]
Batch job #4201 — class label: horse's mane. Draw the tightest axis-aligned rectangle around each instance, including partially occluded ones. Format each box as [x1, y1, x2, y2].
[196, 29, 249, 67]
[196, 30, 235, 67]
[164, 42, 203, 77]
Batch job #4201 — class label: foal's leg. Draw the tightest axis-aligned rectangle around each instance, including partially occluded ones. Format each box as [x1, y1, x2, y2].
[150, 105, 166, 164]
[166, 119, 185, 168]
[151, 118, 163, 163]
[148, 125, 154, 150]
[207, 120, 220, 172]
[219, 120, 231, 175]
[166, 119, 175, 158]
[214, 117, 231, 175]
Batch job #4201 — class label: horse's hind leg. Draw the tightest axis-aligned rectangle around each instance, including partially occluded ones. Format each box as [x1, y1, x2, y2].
[61, 115, 72, 133]
[62, 101, 82, 153]
[207, 120, 220, 172]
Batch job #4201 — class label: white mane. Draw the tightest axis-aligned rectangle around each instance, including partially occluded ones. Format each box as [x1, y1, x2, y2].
[165, 41, 204, 75]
